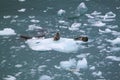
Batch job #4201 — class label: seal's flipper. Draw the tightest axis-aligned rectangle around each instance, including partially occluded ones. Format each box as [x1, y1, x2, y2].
[20, 35, 32, 40]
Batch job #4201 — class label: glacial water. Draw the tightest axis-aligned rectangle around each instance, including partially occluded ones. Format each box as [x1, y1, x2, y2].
[0, 0, 120, 80]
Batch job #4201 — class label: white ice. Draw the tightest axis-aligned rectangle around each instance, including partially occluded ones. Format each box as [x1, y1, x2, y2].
[26, 38, 83, 53]
[39, 75, 52, 80]
[59, 58, 88, 71]
[27, 24, 42, 31]
[106, 56, 120, 61]
[0, 28, 16, 36]
[57, 9, 66, 16]
[107, 37, 120, 45]
[60, 59, 76, 70]
[69, 23, 81, 31]
[18, 0, 26, 2]
[76, 2, 88, 16]
[18, 8, 26, 12]
[3, 75, 16, 80]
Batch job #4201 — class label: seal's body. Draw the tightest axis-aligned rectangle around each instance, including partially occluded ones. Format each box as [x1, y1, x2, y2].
[53, 32, 60, 41]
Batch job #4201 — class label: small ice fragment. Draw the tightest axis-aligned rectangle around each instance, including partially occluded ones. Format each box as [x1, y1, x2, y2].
[38, 65, 46, 71]
[39, 75, 52, 80]
[30, 19, 40, 23]
[60, 59, 76, 70]
[106, 56, 120, 61]
[3, 15, 11, 19]
[91, 11, 101, 15]
[85, 14, 94, 18]
[27, 24, 42, 30]
[91, 21, 106, 27]
[92, 71, 102, 77]
[71, 23, 81, 28]
[15, 64, 23, 68]
[76, 58, 88, 71]
[69, 23, 81, 31]
[0, 28, 16, 36]
[107, 37, 120, 45]
[104, 11, 116, 19]
[3, 75, 16, 80]
[75, 2, 88, 16]
[18, 8, 26, 12]
[57, 9, 66, 16]
[90, 66, 95, 70]
[18, 0, 26, 2]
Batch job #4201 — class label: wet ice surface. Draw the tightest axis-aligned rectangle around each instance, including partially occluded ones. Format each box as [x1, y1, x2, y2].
[0, 0, 120, 80]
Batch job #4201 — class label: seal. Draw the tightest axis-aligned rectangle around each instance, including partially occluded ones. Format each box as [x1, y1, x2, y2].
[74, 36, 88, 42]
[53, 32, 60, 41]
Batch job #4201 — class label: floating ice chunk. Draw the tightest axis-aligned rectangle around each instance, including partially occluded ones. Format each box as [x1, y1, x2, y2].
[3, 15, 11, 19]
[106, 56, 120, 61]
[99, 28, 112, 33]
[91, 11, 102, 16]
[57, 9, 66, 16]
[60, 59, 76, 70]
[90, 66, 95, 70]
[75, 2, 88, 16]
[38, 65, 47, 72]
[18, 0, 26, 2]
[27, 24, 42, 31]
[0, 28, 16, 36]
[26, 38, 82, 53]
[92, 71, 102, 77]
[69, 23, 81, 31]
[39, 75, 52, 80]
[91, 21, 106, 27]
[18, 8, 26, 12]
[15, 64, 23, 68]
[111, 47, 120, 52]
[30, 19, 40, 23]
[3, 75, 16, 80]
[104, 11, 116, 19]
[76, 58, 88, 71]
[107, 37, 120, 45]
[85, 14, 94, 18]
[59, 58, 88, 71]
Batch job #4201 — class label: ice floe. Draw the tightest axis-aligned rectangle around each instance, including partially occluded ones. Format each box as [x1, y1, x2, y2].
[3, 75, 16, 80]
[107, 37, 120, 45]
[39, 75, 52, 80]
[59, 58, 88, 71]
[69, 23, 81, 31]
[0, 28, 16, 36]
[57, 9, 66, 16]
[26, 38, 83, 53]
[106, 56, 120, 61]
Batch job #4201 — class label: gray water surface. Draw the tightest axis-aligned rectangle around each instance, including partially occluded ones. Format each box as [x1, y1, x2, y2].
[0, 0, 120, 80]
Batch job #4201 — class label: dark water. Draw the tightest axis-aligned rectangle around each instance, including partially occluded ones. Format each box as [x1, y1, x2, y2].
[0, 0, 120, 80]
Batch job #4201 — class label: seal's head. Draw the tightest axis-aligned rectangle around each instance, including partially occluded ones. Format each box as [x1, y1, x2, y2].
[74, 36, 88, 42]
[53, 32, 60, 41]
